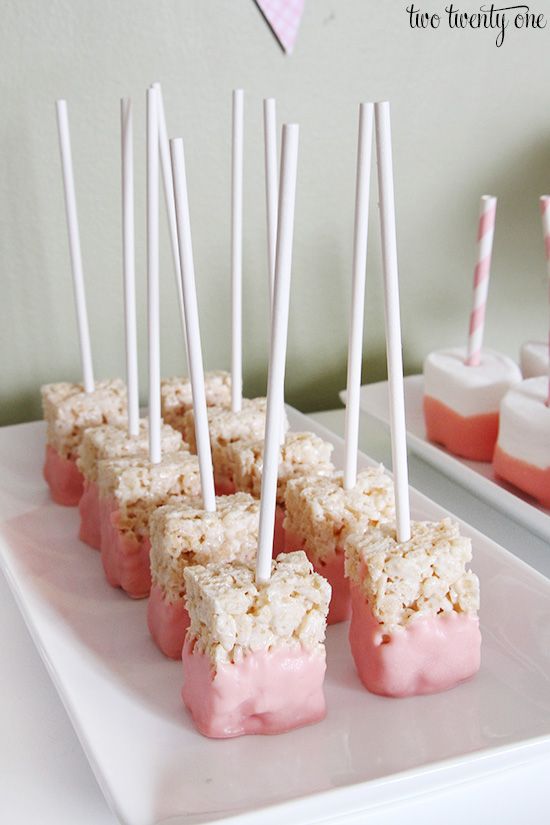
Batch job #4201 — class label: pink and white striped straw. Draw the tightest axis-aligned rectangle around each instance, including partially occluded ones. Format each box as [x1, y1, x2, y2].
[539, 195, 550, 406]
[466, 195, 497, 366]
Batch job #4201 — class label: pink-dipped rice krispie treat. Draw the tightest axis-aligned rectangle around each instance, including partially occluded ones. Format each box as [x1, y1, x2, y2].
[224, 431, 334, 555]
[493, 376, 550, 508]
[344, 518, 481, 697]
[97, 450, 201, 598]
[181, 551, 331, 739]
[77, 420, 184, 549]
[41, 380, 127, 506]
[161, 370, 232, 434]
[423, 347, 521, 462]
[182, 398, 288, 494]
[148, 493, 260, 659]
[283, 468, 395, 624]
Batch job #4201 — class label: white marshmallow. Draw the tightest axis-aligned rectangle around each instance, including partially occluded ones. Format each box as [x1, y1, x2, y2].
[423, 347, 521, 417]
[497, 376, 550, 469]
[520, 341, 549, 379]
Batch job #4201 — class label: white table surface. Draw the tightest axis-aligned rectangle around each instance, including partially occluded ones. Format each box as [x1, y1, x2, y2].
[2, 408, 550, 825]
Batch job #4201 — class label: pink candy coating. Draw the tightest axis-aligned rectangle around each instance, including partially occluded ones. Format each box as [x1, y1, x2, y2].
[349, 583, 481, 697]
[99, 493, 151, 599]
[43, 445, 84, 506]
[181, 638, 327, 738]
[78, 480, 101, 549]
[148, 584, 189, 660]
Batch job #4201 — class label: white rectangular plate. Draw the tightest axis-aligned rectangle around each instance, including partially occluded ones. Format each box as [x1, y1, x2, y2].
[1, 414, 550, 825]
[351, 376, 550, 544]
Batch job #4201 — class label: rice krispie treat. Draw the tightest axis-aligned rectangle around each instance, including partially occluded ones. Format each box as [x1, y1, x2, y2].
[344, 518, 481, 697]
[284, 468, 395, 624]
[148, 493, 260, 659]
[161, 370, 232, 434]
[97, 450, 201, 598]
[181, 551, 331, 738]
[77, 419, 184, 549]
[182, 397, 288, 494]
[41, 379, 127, 506]
[225, 431, 334, 554]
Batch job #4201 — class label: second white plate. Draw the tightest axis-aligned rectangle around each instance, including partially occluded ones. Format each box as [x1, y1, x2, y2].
[351, 375, 550, 543]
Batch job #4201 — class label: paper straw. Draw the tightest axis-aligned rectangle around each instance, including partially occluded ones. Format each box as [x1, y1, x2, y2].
[466, 195, 497, 366]
[539, 195, 550, 406]
[151, 82, 187, 363]
[55, 100, 94, 393]
[263, 98, 278, 308]
[170, 138, 216, 512]
[343, 102, 374, 491]
[374, 102, 410, 544]
[256, 124, 299, 584]
[121, 99, 140, 438]
[147, 88, 161, 464]
[231, 89, 244, 413]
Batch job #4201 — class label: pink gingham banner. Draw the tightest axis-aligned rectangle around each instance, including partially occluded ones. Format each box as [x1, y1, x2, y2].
[255, 0, 305, 54]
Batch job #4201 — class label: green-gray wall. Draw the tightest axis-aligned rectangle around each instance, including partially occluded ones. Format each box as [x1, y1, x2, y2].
[1, 1, 547, 424]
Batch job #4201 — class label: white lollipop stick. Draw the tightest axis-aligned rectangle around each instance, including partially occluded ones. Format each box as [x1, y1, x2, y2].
[152, 82, 187, 363]
[263, 97, 286, 444]
[539, 195, 550, 407]
[374, 101, 410, 543]
[147, 88, 161, 464]
[343, 102, 374, 490]
[231, 89, 244, 413]
[256, 124, 300, 584]
[121, 98, 139, 438]
[263, 97, 278, 308]
[55, 100, 94, 393]
[170, 138, 216, 512]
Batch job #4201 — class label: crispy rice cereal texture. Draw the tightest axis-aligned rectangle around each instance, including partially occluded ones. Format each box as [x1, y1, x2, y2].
[97, 451, 201, 540]
[183, 551, 331, 666]
[225, 432, 334, 503]
[182, 397, 287, 454]
[161, 371, 232, 431]
[77, 420, 184, 481]
[41, 380, 127, 459]
[344, 518, 480, 631]
[149, 493, 260, 603]
[284, 468, 395, 562]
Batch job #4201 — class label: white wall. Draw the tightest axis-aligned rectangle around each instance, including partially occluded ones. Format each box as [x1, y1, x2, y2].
[1, 0, 548, 423]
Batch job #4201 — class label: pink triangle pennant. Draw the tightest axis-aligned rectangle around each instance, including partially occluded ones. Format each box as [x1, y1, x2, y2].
[255, 0, 305, 55]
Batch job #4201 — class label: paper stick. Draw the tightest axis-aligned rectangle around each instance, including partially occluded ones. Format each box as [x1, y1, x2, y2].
[343, 102, 374, 490]
[151, 82, 187, 364]
[55, 100, 94, 393]
[374, 101, 410, 543]
[170, 138, 216, 511]
[231, 89, 244, 412]
[147, 88, 161, 464]
[256, 124, 300, 584]
[263, 97, 278, 308]
[466, 195, 497, 366]
[121, 98, 140, 437]
[539, 195, 550, 406]
[263, 97, 287, 444]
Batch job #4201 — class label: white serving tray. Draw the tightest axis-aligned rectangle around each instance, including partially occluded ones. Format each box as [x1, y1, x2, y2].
[1, 413, 550, 825]
[352, 375, 550, 544]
